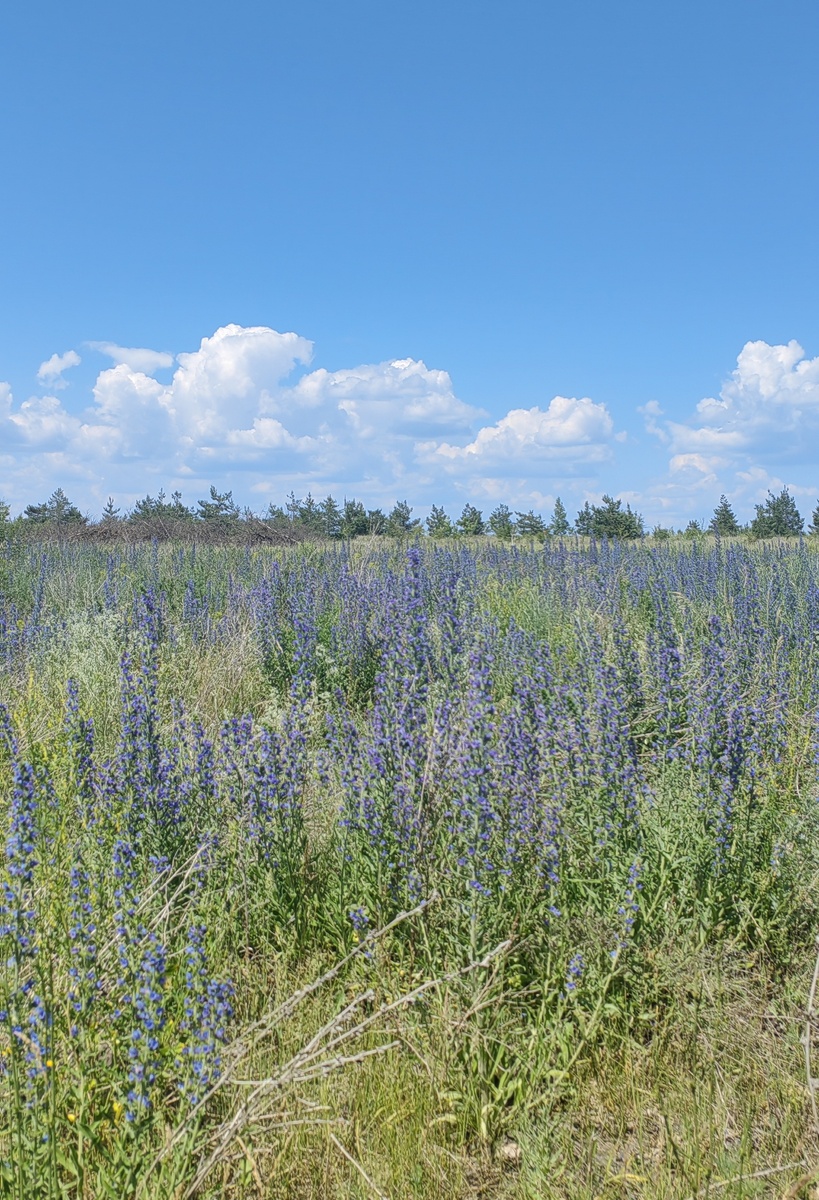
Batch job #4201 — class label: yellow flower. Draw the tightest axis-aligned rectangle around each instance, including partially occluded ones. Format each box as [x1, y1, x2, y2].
[67, 1113, 76, 1124]
[113, 1100, 124, 1123]
[45, 1059, 53, 1069]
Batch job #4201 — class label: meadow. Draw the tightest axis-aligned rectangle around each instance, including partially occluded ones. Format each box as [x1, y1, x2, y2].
[1, 534, 819, 1198]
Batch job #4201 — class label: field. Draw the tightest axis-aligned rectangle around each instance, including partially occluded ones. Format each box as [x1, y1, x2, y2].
[1, 535, 819, 1198]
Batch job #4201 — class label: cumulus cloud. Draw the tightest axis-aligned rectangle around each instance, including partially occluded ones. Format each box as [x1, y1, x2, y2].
[37, 350, 81, 388]
[172, 325, 313, 439]
[658, 340, 819, 460]
[634, 339, 819, 527]
[87, 342, 175, 374]
[1, 323, 623, 515]
[286, 358, 478, 437]
[422, 396, 615, 473]
[8, 394, 81, 447]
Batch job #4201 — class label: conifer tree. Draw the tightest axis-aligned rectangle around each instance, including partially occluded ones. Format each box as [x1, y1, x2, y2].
[456, 503, 485, 537]
[24, 488, 86, 524]
[319, 495, 342, 539]
[575, 496, 643, 539]
[386, 501, 419, 537]
[341, 499, 369, 538]
[130, 489, 194, 522]
[426, 504, 453, 537]
[488, 503, 515, 539]
[550, 496, 570, 535]
[709, 494, 740, 535]
[515, 510, 547, 539]
[809, 501, 819, 536]
[366, 508, 387, 535]
[197, 486, 240, 522]
[575, 501, 593, 536]
[290, 492, 323, 533]
[750, 488, 803, 538]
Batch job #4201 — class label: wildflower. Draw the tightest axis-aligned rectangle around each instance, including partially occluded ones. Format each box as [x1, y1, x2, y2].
[64, 680, 95, 827]
[564, 953, 584, 995]
[0, 725, 51, 1096]
[124, 934, 167, 1121]
[176, 925, 233, 1106]
[68, 856, 99, 1034]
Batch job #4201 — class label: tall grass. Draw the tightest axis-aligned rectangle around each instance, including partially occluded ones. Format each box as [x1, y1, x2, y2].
[1, 534, 818, 1197]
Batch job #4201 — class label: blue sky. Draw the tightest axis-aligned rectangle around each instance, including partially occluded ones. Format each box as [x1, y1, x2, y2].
[1, 0, 818, 525]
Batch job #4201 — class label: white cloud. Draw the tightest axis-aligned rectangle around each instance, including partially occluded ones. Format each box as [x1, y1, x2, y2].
[422, 396, 615, 473]
[286, 358, 478, 438]
[1, 324, 617, 515]
[658, 340, 819, 459]
[669, 453, 728, 477]
[172, 325, 313, 439]
[9, 395, 81, 446]
[37, 350, 81, 389]
[224, 418, 317, 453]
[88, 342, 175, 373]
[733, 466, 816, 501]
[89, 365, 173, 457]
[638, 399, 669, 443]
[635, 339, 819, 528]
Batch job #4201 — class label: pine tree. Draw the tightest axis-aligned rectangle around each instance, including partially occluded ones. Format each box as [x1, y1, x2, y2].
[366, 508, 387, 535]
[456, 504, 485, 537]
[24, 488, 86, 524]
[101, 497, 121, 523]
[265, 502, 288, 525]
[575, 501, 594, 536]
[750, 488, 803, 538]
[809, 501, 819, 536]
[129, 488, 194, 522]
[575, 496, 643, 539]
[285, 491, 301, 524]
[550, 497, 570, 535]
[426, 504, 453, 537]
[386, 501, 419, 537]
[488, 503, 515, 540]
[341, 499, 369, 538]
[197, 486, 240, 522]
[319, 496, 342, 539]
[0, 499, 10, 523]
[167, 491, 194, 520]
[709, 495, 740, 535]
[515, 510, 547, 540]
[296, 493, 323, 533]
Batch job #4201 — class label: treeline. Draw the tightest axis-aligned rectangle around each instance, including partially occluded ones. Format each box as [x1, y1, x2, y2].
[1, 484, 818, 541]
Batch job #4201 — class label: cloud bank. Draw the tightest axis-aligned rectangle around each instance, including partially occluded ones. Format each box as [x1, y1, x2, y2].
[2, 329, 818, 524]
[0, 324, 619, 515]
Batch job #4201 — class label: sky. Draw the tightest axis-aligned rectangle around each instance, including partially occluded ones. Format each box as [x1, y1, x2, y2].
[1, 0, 818, 526]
